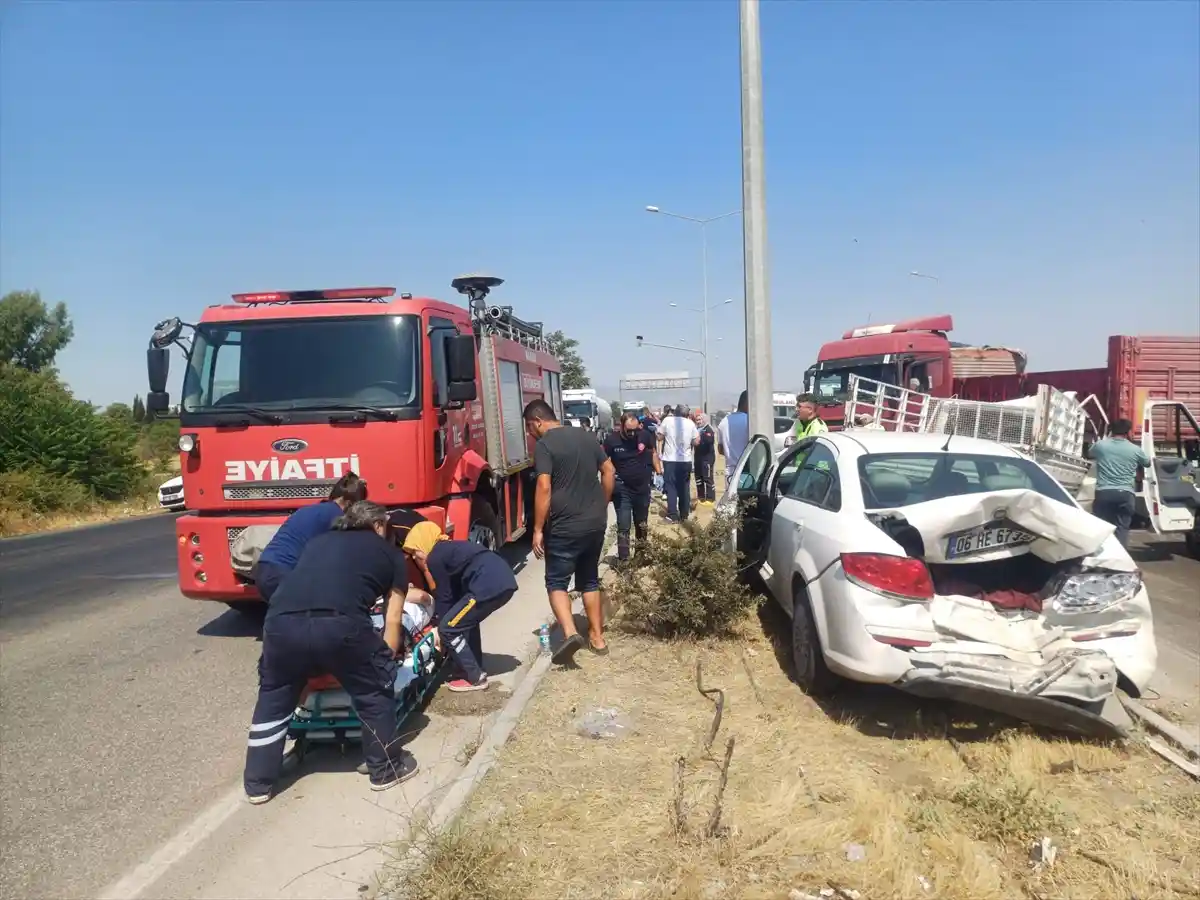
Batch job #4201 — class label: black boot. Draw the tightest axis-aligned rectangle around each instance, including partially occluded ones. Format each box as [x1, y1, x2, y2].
[617, 532, 630, 562]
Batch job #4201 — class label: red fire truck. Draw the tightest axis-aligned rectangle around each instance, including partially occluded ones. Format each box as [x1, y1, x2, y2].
[145, 275, 562, 606]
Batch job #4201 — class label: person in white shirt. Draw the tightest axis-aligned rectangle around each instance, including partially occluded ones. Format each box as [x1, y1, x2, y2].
[717, 391, 750, 488]
[657, 404, 700, 522]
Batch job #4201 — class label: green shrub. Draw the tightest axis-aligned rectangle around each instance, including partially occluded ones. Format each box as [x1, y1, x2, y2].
[609, 511, 760, 639]
[138, 419, 181, 463]
[0, 364, 145, 500]
[0, 467, 93, 514]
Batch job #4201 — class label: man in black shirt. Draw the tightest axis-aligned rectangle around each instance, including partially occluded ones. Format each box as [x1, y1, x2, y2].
[243, 501, 419, 804]
[603, 411, 661, 562]
[524, 399, 615, 665]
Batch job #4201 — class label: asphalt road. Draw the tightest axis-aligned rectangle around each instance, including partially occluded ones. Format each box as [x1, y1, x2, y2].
[0, 517, 1197, 900]
[1, 513, 267, 900]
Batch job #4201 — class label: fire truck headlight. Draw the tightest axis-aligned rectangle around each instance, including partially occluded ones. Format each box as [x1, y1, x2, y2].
[179, 433, 198, 453]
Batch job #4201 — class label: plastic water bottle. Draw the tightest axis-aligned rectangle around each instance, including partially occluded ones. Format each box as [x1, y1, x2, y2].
[538, 623, 551, 653]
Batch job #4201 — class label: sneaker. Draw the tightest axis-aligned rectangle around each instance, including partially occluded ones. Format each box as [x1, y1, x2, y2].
[246, 792, 272, 805]
[369, 753, 420, 791]
[551, 632, 585, 665]
[447, 675, 489, 693]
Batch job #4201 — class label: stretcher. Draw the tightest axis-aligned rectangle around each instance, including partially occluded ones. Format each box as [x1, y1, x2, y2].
[284, 603, 445, 765]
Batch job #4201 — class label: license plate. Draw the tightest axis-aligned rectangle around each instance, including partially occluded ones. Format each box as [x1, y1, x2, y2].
[945, 524, 1036, 559]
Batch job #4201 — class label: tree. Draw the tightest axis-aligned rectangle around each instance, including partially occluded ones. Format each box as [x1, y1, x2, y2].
[0, 290, 75, 373]
[546, 330, 589, 390]
[610, 400, 623, 423]
[103, 402, 135, 422]
[132, 395, 146, 423]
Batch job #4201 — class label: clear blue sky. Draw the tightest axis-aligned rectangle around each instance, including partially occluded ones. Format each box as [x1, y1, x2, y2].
[2, 0, 1197, 408]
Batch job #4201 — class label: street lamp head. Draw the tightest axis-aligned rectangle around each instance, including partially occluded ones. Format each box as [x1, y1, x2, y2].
[722, 298, 733, 305]
[645, 205, 660, 213]
[669, 302, 678, 307]
[635, 335, 643, 346]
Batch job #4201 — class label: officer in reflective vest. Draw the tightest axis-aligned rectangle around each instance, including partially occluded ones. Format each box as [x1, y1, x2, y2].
[792, 393, 829, 441]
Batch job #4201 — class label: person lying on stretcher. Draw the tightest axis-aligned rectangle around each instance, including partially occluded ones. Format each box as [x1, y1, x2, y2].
[401, 522, 518, 693]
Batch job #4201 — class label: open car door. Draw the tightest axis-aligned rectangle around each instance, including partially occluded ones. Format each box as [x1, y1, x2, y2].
[1141, 400, 1200, 538]
[717, 434, 775, 573]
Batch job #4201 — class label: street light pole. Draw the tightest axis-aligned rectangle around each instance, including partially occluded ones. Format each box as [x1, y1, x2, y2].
[740, 0, 773, 438]
[646, 205, 740, 414]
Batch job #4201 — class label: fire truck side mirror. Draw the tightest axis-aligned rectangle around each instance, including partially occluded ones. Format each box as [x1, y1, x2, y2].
[447, 335, 477, 389]
[148, 346, 170, 395]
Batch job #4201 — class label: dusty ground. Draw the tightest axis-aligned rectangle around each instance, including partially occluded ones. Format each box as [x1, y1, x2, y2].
[0, 492, 166, 537]
[394, 475, 1200, 900]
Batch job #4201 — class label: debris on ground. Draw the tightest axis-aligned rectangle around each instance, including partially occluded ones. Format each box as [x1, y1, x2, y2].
[573, 707, 635, 740]
[843, 842, 867, 863]
[1029, 835, 1058, 873]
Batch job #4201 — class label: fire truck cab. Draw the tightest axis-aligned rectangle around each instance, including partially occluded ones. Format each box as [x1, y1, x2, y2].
[146, 275, 562, 604]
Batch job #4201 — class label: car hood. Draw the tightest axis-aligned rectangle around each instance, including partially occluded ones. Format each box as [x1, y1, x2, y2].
[160, 475, 183, 490]
[875, 489, 1134, 571]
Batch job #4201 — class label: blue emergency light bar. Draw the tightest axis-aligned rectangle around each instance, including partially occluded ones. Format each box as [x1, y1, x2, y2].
[232, 287, 398, 304]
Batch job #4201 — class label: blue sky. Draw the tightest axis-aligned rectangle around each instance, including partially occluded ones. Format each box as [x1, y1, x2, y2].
[2, 0, 1197, 408]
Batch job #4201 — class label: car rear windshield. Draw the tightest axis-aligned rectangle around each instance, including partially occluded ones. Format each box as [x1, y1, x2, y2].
[858, 452, 1074, 509]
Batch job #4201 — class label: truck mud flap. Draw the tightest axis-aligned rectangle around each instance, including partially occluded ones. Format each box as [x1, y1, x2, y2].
[899, 680, 1129, 740]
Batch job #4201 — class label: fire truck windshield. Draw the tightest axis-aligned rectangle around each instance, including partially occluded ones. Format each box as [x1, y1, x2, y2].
[806, 359, 897, 405]
[181, 315, 420, 415]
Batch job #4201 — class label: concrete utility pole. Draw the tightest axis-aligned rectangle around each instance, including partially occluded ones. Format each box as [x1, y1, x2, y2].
[740, 0, 773, 439]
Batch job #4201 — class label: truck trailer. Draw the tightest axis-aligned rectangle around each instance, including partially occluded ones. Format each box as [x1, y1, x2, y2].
[144, 275, 562, 605]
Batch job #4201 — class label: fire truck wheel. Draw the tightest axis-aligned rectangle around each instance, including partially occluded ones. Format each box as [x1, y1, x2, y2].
[469, 497, 501, 550]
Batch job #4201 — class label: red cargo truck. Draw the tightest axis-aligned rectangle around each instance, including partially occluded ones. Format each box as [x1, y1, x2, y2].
[144, 275, 562, 606]
[807, 314, 1200, 443]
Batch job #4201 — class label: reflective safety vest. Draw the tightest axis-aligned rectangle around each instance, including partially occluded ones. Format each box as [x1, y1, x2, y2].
[792, 417, 828, 440]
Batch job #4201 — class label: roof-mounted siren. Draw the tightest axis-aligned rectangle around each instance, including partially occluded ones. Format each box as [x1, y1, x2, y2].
[231, 287, 397, 304]
[451, 274, 505, 316]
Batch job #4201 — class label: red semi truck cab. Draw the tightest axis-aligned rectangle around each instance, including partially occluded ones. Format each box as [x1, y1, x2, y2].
[145, 276, 562, 604]
[804, 315, 1026, 429]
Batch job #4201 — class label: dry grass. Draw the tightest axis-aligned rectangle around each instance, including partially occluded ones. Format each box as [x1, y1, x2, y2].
[390, 472, 1200, 900]
[397, 614, 1200, 900]
[0, 490, 167, 537]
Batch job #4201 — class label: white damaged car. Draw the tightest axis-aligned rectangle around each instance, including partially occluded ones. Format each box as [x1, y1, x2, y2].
[158, 475, 185, 511]
[719, 430, 1156, 738]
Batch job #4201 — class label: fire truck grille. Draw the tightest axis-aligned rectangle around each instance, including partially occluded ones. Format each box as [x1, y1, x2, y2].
[223, 481, 336, 502]
[226, 526, 246, 550]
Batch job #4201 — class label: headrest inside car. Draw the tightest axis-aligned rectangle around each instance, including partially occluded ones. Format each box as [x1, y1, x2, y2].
[866, 470, 911, 506]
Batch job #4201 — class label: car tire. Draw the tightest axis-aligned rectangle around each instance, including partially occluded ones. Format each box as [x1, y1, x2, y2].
[1186, 531, 1199, 559]
[791, 583, 840, 695]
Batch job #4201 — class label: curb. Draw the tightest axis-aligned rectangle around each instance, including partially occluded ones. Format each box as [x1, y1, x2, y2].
[375, 516, 619, 897]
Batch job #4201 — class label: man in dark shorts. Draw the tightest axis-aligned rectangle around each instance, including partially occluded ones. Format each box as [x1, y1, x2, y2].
[242, 501, 418, 804]
[524, 399, 616, 664]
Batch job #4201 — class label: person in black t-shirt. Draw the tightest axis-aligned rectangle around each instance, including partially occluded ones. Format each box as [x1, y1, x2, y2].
[524, 399, 615, 665]
[243, 501, 419, 804]
[603, 412, 662, 562]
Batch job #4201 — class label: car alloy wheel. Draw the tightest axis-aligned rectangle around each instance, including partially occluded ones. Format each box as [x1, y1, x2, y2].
[791, 584, 839, 695]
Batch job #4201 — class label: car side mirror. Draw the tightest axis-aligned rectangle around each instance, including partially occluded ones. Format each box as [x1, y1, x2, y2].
[146, 391, 170, 415]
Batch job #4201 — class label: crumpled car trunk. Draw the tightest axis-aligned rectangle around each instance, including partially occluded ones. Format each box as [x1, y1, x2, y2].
[869, 489, 1154, 738]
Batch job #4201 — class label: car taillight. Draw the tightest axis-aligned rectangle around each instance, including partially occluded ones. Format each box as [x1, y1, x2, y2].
[841, 553, 934, 602]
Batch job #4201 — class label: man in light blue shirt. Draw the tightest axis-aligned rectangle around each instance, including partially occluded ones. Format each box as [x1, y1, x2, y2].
[717, 390, 750, 488]
[1087, 418, 1151, 548]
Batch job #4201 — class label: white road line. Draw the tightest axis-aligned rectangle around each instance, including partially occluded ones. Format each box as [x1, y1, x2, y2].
[96, 784, 245, 900]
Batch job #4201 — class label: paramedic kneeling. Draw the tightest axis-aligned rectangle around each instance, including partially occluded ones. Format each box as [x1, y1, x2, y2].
[254, 472, 368, 603]
[402, 522, 517, 693]
[243, 501, 418, 804]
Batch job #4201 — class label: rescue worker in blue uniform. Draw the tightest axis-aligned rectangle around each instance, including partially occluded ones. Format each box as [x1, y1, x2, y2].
[604, 412, 661, 561]
[401, 522, 518, 693]
[254, 472, 368, 603]
[242, 501, 418, 804]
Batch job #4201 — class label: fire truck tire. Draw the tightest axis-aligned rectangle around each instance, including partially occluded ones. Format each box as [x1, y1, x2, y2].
[469, 496, 501, 550]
